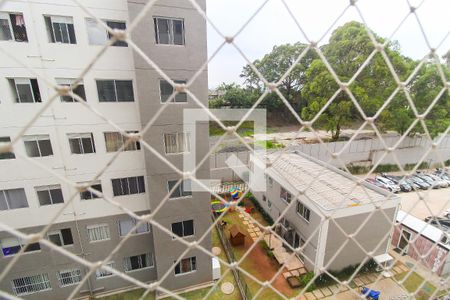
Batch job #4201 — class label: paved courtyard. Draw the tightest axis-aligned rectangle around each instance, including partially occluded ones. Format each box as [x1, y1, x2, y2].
[324, 278, 407, 299]
[400, 188, 450, 219]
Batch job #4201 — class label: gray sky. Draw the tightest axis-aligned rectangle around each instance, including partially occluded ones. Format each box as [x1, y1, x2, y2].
[206, 0, 450, 88]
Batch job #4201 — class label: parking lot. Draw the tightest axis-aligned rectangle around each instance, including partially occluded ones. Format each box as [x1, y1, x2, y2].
[400, 188, 450, 220]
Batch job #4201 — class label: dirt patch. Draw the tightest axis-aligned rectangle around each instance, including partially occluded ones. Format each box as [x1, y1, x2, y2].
[223, 207, 301, 298]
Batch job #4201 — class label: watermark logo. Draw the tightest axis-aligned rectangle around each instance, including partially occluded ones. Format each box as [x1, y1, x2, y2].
[183, 108, 267, 192]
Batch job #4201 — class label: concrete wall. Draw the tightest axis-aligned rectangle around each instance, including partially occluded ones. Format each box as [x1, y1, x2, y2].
[210, 135, 450, 182]
[127, 0, 212, 291]
[323, 207, 397, 272]
[0, 212, 157, 300]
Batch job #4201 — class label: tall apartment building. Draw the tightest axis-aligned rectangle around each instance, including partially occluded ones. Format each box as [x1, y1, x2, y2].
[0, 0, 211, 298]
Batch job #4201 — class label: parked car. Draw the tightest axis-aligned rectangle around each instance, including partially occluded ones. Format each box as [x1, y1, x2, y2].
[413, 174, 437, 189]
[424, 216, 450, 230]
[365, 178, 389, 191]
[375, 176, 400, 193]
[426, 174, 449, 188]
[434, 171, 450, 185]
[417, 173, 445, 189]
[380, 174, 412, 192]
[408, 176, 430, 190]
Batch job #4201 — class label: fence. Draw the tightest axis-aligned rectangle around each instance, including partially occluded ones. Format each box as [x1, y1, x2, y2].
[0, 0, 449, 300]
[211, 135, 450, 181]
[212, 215, 252, 300]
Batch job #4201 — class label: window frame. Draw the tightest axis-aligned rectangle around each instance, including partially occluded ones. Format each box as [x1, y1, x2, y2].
[95, 261, 115, 279]
[104, 131, 141, 152]
[96, 79, 134, 102]
[0, 12, 28, 42]
[174, 256, 196, 276]
[111, 176, 145, 197]
[56, 78, 86, 102]
[0, 188, 29, 211]
[79, 181, 102, 200]
[153, 17, 185, 46]
[35, 184, 64, 206]
[9, 78, 41, 103]
[23, 134, 53, 157]
[296, 201, 311, 223]
[118, 218, 150, 237]
[47, 228, 74, 247]
[87, 223, 111, 243]
[85, 18, 127, 47]
[0, 136, 15, 159]
[123, 253, 154, 272]
[159, 79, 188, 103]
[11, 273, 51, 296]
[171, 219, 195, 238]
[44, 15, 76, 44]
[1, 236, 40, 257]
[167, 179, 192, 199]
[56, 268, 82, 287]
[68, 133, 96, 155]
[280, 187, 292, 204]
[163, 132, 190, 155]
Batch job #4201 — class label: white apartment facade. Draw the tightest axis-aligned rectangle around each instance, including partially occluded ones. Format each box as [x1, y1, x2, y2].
[0, 0, 211, 299]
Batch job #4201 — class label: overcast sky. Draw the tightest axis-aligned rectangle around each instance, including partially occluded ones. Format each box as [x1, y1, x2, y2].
[205, 0, 450, 88]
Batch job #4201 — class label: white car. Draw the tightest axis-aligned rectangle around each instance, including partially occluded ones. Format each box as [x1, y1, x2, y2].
[375, 176, 400, 193]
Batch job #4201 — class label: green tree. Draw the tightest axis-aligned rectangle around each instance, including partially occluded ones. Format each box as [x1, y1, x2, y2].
[209, 83, 257, 108]
[301, 21, 413, 140]
[240, 42, 316, 115]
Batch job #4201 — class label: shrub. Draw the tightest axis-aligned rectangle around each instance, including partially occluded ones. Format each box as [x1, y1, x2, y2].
[246, 192, 274, 225]
[300, 271, 316, 292]
[346, 165, 370, 175]
[374, 164, 400, 173]
[445, 159, 450, 167]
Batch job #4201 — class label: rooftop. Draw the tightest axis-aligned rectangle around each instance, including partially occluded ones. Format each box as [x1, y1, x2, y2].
[266, 151, 395, 211]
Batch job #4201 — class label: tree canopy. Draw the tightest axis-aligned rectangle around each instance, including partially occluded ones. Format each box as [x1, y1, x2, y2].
[210, 21, 450, 140]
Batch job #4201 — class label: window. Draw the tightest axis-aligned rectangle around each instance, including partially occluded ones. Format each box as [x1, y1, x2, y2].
[104, 131, 141, 152]
[56, 78, 86, 102]
[68, 133, 95, 154]
[79, 181, 102, 200]
[267, 199, 272, 209]
[267, 176, 273, 188]
[112, 176, 145, 196]
[96, 261, 114, 278]
[48, 228, 73, 246]
[0, 137, 15, 159]
[0, 188, 28, 211]
[123, 253, 153, 271]
[174, 257, 196, 275]
[280, 187, 292, 204]
[171, 220, 194, 238]
[262, 195, 267, 202]
[0, 12, 27, 42]
[9, 78, 41, 103]
[11, 273, 51, 296]
[87, 224, 110, 242]
[23, 135, 53, 157]
[154, 17, 184, 45]
[86, 18, 127, 47]
[118, 218, 150, 236]
[96, 80, 134, 102]
[167, 180, 192, 199]
[159, 79, 187, 102]
[164, 132, 190, 154]
[44, 15, 76, 44]
[35, 185, 64, 206]
[296, 201, 311, 222]
[57, 269, 81, 287]
[1, 237, 40, 256]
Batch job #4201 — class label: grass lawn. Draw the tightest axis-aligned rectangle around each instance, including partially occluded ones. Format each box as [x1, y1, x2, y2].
[395, 272, 436, 300]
